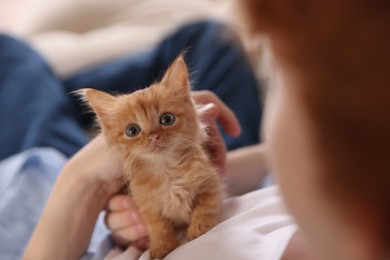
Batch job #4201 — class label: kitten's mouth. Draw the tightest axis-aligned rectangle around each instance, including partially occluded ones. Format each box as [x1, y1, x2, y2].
[151, 144, 164, 153]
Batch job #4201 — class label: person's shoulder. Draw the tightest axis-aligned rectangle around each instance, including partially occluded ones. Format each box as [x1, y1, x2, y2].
[222, 185, 287, 218]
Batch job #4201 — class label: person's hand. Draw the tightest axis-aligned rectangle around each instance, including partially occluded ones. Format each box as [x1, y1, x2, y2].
[64, 134, 125, 195]
[24, 135, 127, 260]
[105, 194, 149, 250]
[192, 90, 241, 176]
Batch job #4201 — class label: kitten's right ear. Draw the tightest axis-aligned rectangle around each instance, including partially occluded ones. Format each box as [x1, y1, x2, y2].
[74, 88, 118, 127]
[161, 55, 190, 95]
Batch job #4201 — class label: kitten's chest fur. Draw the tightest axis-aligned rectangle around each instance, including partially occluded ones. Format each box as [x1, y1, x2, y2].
[127, 153, 214, 225]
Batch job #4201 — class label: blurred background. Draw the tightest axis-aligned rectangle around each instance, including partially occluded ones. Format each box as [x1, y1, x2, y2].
[0, 0, 248, 77]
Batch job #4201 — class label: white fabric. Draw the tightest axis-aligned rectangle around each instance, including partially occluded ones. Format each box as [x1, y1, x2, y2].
[109, 186, 296, 260]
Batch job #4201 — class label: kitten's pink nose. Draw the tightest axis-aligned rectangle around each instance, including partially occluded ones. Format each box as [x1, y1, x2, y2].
[148, 132, 160, 143]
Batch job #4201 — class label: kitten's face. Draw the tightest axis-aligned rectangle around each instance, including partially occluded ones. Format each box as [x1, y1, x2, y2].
[82, 56, 202, 159]
[104, 84, 199, 158]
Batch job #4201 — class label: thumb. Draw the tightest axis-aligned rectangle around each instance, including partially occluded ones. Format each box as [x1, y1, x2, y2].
[197, 103, 218, 122]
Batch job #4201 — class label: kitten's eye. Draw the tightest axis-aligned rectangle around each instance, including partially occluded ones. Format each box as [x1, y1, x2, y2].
[125, 124, 141, 137]
[160, 113, 176, 125]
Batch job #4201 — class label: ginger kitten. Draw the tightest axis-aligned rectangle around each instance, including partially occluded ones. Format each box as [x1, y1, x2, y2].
[80, 56, 223, 259]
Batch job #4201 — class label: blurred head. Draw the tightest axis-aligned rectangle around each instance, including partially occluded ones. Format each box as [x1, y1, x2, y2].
[241, 0, 390, 259]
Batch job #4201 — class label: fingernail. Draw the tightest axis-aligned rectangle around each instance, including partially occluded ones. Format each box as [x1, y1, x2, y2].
[135, 224, 147, 236]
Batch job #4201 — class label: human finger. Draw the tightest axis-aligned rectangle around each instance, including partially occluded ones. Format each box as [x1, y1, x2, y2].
[105, 247, 124, 259]
[197, 103, 218, 122]
[205, 121, 227, 176]
[105, 209, 144, 231]
[112, 246, 143, 259]
[111, 225, 149, 247]
[134, 237, 150, 251]
[107, 195, 134, 211]
[192, 91, 241, 136]
[195, 103, 228, 175]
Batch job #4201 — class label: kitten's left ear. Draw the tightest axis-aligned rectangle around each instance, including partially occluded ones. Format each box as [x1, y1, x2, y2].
[161, 55, 191, 94]
[74, 88, 119, 130]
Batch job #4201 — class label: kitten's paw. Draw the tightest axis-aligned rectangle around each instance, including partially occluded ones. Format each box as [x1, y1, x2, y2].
[150, 250, 164, 260]
[150, 241, 178, 260]
[150, 249, 168, 260]
[186, 221, 216, 241]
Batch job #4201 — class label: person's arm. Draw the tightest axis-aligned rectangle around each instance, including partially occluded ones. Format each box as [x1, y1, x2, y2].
[226, 144, 270, 196]
[24, 90, 241, 259]
[23, 135, 123, 260]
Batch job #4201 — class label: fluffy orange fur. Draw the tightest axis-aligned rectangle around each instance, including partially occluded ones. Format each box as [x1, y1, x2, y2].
[80, 56, 222, 259]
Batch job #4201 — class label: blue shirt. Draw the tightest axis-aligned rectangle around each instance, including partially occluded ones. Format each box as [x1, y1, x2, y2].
[0, 148, 111, 260]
